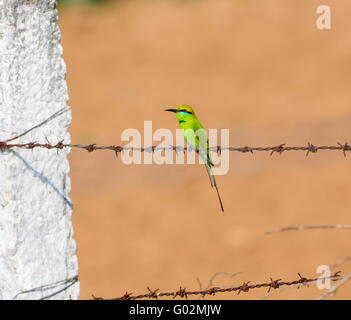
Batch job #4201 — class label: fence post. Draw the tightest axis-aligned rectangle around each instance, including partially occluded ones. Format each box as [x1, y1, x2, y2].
[0, 0, 79, 299]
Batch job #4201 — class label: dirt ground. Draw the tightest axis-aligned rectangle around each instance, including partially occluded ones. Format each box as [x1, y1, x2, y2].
[59, 0, 351, 299]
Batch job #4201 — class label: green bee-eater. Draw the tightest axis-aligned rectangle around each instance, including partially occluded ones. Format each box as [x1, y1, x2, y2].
[165, 104, 224, 212]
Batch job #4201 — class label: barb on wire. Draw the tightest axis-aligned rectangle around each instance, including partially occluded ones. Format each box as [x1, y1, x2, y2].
[1, 141, 351, 157]
[197, 271, 242, 300]
[265, 225, 351, 235]
[200, 271, 242, 291]
[91, 272, 343, 300]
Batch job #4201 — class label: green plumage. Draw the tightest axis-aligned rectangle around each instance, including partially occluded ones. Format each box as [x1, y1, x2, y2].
[165, 104, 224, 212]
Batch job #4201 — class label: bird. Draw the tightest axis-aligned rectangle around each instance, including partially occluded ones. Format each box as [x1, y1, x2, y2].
[165, 104, 224, 212]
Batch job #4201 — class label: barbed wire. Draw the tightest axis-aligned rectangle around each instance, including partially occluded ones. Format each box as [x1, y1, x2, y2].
[1, 140, 351, 157]
[261, 255, 351, 299]
[2, 108, 350, 157]
[91, 272, 344, 300]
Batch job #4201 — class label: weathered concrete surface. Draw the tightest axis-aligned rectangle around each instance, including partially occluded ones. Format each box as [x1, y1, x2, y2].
[0, 0, 79, 299]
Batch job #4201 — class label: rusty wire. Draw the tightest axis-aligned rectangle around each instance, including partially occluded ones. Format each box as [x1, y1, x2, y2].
[1, 141, 351, 157]
[2, 108, 350, 156]
[91, 272, 344, 300]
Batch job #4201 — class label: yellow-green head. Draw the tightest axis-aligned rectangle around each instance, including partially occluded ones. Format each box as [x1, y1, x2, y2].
[164, 104, 196, 122]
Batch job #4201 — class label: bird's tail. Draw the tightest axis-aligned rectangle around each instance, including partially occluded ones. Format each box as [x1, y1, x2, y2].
[205, 164, 224, 213]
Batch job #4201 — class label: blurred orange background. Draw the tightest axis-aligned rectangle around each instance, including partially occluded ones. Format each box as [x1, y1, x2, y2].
[59, 0, 351, 299]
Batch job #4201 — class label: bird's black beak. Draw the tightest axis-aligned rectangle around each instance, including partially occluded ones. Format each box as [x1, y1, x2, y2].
[164, 108, 178, 113]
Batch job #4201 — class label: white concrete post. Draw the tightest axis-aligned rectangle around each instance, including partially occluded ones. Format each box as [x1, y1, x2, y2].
[0, 0, 79, 299]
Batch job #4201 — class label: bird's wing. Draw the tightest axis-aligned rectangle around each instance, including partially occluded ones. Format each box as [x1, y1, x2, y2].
[193, 123, 213, 167]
